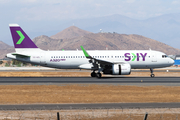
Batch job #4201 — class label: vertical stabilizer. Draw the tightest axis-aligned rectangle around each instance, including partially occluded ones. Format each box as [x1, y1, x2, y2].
[9, 24, 38, 50]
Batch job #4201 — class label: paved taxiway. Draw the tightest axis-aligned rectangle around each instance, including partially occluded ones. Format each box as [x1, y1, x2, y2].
[0, 77, 180, 86]
[1, 103, 180, 110]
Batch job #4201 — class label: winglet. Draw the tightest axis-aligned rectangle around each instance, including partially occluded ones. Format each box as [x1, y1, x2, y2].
[81, 46, 91, 58]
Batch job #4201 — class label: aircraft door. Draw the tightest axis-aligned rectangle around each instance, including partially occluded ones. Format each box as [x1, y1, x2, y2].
[151, 52, 157, 62]
[40, 52, 46, 65]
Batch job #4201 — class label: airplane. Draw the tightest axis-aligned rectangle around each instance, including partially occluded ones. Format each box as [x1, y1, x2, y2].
[6, 24, 174, 78]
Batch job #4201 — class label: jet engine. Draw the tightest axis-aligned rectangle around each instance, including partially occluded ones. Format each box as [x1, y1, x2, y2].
[103, 64, 131, 75]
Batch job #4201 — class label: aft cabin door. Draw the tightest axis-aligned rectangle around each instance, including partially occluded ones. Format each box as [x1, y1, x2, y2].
[151, 52, 157, 62]
[40, 52, 46, 65]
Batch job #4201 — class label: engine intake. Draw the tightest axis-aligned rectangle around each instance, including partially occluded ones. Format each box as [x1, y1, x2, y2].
[103, 64, 131, 75]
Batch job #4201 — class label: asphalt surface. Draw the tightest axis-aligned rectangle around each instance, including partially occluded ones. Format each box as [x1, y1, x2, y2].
[0, 77, 180, 86]
[1, 103, 180, 110]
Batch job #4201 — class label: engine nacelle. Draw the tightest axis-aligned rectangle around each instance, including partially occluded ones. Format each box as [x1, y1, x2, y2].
[103, 64, 131, 75]
[112, 64, 131, 75]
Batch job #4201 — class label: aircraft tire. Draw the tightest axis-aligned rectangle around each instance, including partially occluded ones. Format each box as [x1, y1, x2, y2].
[91, 72, 96, 77]
[96, 73, 102, 78]
[150, 74, 155, 78]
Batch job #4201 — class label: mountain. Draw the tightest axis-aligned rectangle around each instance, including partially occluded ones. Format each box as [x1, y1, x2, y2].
[50, 26, 92, 39]
[47, 13, 180, 49]
[2, 13, 180, 49]
[0, 41, 14, 59]
[33, 27, 180, 55]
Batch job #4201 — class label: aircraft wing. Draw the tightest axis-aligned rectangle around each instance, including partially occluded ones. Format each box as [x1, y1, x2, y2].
[81, 46, 127, 65]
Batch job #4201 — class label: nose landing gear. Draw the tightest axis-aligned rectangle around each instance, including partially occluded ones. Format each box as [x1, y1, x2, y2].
[150, 68, 155, 77]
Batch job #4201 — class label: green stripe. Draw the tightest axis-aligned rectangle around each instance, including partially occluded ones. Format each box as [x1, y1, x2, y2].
[16, 31, 25, 44]
[81, 46, 89, 57]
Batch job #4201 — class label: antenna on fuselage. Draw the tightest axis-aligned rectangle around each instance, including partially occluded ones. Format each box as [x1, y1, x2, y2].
[106, 45, 108, 50]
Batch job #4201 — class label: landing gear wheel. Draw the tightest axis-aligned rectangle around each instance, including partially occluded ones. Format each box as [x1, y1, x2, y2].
[150, 68, 155, 78]
[150, 74, 155, 78]
[96, 73, 102, 78]
[91, 72, 96, 77]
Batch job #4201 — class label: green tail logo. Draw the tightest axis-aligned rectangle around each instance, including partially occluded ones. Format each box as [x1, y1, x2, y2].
[16, 31, 25, 44]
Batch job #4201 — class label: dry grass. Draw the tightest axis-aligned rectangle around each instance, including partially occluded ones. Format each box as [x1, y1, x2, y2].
[0, 85, 180, 104]
[128, 71, 180, 77]
[0, 71, 90, 77]
[0, 71, 179, 77]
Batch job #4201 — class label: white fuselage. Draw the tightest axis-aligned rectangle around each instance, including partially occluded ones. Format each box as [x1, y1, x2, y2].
[7, 49, 174, 69]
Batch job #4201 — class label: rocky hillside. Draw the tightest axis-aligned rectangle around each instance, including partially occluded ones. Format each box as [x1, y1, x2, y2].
[50, 26, 92, 39]
[0, 41, 14, 59]
[33, 26, 180, 55]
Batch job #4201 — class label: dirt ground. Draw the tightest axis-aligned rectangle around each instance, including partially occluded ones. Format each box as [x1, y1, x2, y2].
[0, 85, 180, 104]
[1, 108, 179, 120]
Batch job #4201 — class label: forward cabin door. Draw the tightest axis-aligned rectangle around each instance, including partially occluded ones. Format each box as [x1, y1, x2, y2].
[151, 52, 157, 62]
[40, 52, 46, 65]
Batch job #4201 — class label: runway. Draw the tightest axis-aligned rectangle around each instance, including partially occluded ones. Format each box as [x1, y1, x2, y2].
[1, 103, 180, 110]
[1, 77, 180, 110]
[0, 77, 180, 86]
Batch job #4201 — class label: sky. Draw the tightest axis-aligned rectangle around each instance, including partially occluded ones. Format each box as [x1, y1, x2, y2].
[1, 0, 180, 45]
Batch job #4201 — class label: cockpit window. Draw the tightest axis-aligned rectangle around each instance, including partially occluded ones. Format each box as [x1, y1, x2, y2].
[162, 55, 168, 58]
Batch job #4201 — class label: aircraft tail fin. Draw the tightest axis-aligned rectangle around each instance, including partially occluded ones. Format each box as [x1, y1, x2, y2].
[9, 24, 39, 51]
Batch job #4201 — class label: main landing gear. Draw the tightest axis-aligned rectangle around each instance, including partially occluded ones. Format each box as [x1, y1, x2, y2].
[91, 71, 102, 78]
[150, 68, 155, 78]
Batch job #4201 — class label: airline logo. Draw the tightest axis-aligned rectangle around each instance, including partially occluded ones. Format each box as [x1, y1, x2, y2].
[124, 53, 147, 61]
[16, 31, 25, 44]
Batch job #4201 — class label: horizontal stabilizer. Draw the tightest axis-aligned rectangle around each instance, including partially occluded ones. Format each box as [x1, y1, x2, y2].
[12, 53, 30, 58]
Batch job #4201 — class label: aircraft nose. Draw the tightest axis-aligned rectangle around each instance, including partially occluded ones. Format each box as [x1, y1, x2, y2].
[169, 59, 174, 65]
